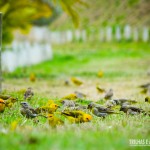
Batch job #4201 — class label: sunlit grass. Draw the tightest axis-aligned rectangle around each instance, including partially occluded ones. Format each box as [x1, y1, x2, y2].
[1, 42, 150, 150]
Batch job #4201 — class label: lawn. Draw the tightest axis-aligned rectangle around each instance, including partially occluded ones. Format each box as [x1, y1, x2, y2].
[0, 42, 150, 150]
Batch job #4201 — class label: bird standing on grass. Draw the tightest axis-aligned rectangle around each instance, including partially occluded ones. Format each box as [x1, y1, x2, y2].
[139, 83, 150, 95]
[30, 73, 36, 82]
[92, 107, 108, 118]
[88, 102, 119, 117]
[24, 87, 34, 100]
[97, 70, 104, 78]
[61, 110, 92, 123]
[105, 99, 137, 108]
[0, 94, 10, 100]
[145, 96, 150, 103]
[0, 99, 5, 113]
[120, 104, 145, 115]
[20, 102, 37, 119]
[64, 79, 70, 86]
[71, 77, 83, 86]
[74, 91, 86, 99]
[61, 93, 77, 100]
[47, 114, 64, 128]
[61, 100, 76, 107]
[35, 100, 60, 114]
[5, 97, 18, 108]
[96, 85, 106, 93]
[104, 89, 113, 100]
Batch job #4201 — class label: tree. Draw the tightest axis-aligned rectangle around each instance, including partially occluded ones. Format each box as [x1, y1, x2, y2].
[0, 0, 86, 44]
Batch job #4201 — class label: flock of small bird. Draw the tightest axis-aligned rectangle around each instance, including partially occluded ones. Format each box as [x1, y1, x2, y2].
[0, 77, 150, 128]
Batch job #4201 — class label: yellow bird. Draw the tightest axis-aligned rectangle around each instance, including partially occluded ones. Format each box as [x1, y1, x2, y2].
[71, 77, 83, 86]
[0, 94, 10, 100]
[30, 73, 36, 82]
[47, 114, 64, 128]
[5, 97, 18, 108]
[97, 70, 104, 78]
[0, 99, 5, 113]
[35, 103, 59, 114]
[145, 96, 150, 103]
[61, 110, 92, 123]
[46, 100, 55, 106]
[96, 85, 106, 93]
[61, 93, 77, 100]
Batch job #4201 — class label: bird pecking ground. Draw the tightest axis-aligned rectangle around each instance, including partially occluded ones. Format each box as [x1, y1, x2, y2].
[0, 42, 150, 150]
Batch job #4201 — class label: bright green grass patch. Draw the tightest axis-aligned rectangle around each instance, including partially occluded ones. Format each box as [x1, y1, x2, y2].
[3, 42, 150, 79]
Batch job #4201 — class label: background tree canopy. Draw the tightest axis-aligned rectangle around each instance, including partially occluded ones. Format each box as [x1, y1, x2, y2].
[0, 0, 86, 44]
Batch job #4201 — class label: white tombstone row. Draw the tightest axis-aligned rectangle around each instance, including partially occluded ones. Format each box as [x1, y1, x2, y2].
[124, 25, 131, 40]
[115, 26, 121, 41]
[2, 27, 53, 72]
[81, 30, 86, 42]
[106, 26, 112, 42]
[48, 25, 149, 44]
[133, 27, 139, 42]
[99, 28, 105, 42]
[142, 27, 149, 42]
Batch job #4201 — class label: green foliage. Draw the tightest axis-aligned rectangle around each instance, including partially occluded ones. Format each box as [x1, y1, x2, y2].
[0, 0, 52, 44]
[0, 0, 87, 44]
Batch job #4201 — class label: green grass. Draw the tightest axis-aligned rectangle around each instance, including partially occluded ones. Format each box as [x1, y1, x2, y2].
[1, 42, 150, 150]
[4, 42, 150, 79]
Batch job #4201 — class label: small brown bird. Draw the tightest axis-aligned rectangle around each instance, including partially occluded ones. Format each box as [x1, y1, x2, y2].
[20, 102, 37, 118]
[139, 83, 150, 94]
[74, 91, 86, 99]
[64, 79, 70, 86]
[104, 89, 113, 100]
[106, 99, 137, 107]
[127, 109, 140, 115]
[61, 100, 76, 107]
[92, 108, 108, 118]
[88, 102, 116, 114]
[139, 83, 150, 89]
[145, 96, 150, 103]
[120, 104, 144, 115]
[24, 87, 34, 100]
